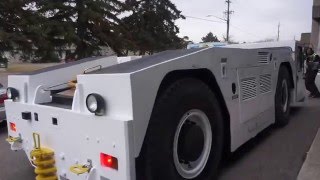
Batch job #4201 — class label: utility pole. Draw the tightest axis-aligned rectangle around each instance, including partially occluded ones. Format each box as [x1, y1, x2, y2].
[224, 0, 233, 42]
[207, 1, 233, 42]
[277, 22, 280, 41]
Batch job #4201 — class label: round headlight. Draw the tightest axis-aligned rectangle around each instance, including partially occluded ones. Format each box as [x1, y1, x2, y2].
[7, 89, 12, 99]
[86, 93, 105, 116]
[6, 87, 19, 101]
[87, 95, 98, 112]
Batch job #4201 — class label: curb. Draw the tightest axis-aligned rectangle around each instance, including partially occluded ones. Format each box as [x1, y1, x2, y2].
[297, 129, 320, 180]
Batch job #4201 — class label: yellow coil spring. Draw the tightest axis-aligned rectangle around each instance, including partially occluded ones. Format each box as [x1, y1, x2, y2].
[30, 133, 58, 180]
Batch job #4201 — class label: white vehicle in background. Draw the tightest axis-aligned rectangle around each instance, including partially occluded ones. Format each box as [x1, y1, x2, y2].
[187, 42, 227, 49]
[5, 41, 305, 180]
[0, 83, 7, 125]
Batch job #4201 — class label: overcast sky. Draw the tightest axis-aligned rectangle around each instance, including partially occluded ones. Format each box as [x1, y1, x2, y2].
[172, 0, 313, 43]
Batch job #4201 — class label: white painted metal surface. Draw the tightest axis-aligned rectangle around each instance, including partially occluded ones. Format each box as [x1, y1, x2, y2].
[316, 74, 320, 90]
[226, 40, 296, 51]
[117, 56, 142, 64]
[5, 41, 304, 180]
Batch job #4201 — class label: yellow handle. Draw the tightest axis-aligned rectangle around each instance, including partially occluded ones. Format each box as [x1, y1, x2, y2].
[70, 164, 90, 175]
[33, 133, 41, 149]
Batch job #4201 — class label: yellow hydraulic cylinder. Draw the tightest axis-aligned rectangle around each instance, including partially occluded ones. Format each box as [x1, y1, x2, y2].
[30, 133, 58, 180]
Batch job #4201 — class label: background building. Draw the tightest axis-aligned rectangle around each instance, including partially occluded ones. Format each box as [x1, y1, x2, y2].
[301, 33, 311, 46]
[311, 0, 320, 52]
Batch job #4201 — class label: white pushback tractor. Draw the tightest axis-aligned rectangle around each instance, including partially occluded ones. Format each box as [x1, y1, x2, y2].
[6, 41, 306, 180]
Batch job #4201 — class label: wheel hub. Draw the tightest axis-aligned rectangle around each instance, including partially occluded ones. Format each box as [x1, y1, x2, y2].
[173, 109, 212, 179]
[178, 121, 205, 162]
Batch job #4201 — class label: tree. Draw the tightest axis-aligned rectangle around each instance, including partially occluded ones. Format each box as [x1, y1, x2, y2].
[0, 0, 37, 62]
[180, 36, 194, 49]
[73, 0, 127, 59]
[29, 0, 75, 62]
[34, 0, 127, 60]
[0, 0, 74, 63]
[1, 0, 185, 62]
[123, 0, 185, 55]
[201, 32, 220, 43]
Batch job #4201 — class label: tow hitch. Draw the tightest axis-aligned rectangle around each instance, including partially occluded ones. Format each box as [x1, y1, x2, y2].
[6, 136, 23, 151]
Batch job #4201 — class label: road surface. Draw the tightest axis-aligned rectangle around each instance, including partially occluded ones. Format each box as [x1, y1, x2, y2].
[219, 99, 320, 180]
[0, 76, 320, 180]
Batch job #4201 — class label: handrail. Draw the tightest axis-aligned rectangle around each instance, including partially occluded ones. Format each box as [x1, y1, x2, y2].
[42, 64, 102, 93]
[43, 82, 69, 92]
[83, 65, 102, 74]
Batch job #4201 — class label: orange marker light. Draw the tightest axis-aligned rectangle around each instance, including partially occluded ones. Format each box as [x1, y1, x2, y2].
[100, 153, 118, 170]
[10, 122, 16, 132]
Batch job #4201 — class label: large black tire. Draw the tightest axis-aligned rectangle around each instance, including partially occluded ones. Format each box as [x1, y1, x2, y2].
[0, 120, 6, 128]
[137, 78, 224, 180]
[275, 67, 291, 127]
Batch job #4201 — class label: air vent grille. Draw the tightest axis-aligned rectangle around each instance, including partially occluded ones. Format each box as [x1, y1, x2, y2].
[241, 77, 257, 101]
[258, 52, 270, 64]
[260, 74, 272, 94]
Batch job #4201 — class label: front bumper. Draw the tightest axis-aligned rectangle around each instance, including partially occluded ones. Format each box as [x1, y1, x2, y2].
[6, 101, 136, 180]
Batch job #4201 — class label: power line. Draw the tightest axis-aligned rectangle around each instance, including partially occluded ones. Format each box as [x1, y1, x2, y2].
[185, 15, 226, 24]
[230, 24, 263, 39]
[186, 15, 263, 40]
[206, 14, 226, 22]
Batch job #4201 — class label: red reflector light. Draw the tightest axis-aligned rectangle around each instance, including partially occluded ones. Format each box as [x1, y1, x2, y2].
[10, 122, 16, 132]
[100, 153, 118, 170]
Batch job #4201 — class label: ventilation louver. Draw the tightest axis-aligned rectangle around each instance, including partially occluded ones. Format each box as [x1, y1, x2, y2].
[241, 77, 257, 101]
[260, 74, 272, 94]
[258, 52, 270, 64]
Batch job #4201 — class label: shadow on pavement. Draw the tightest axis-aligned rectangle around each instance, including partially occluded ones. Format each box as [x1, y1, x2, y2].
[290, 106, 303, 117]
[220, 125, 275, 170]
[219, 106, 304, 177]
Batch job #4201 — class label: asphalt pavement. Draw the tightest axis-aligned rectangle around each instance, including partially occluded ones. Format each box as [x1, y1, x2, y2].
[0, 127, 34, 180]
[0, 76, 320, 180]
[218, 99, 320, 180]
